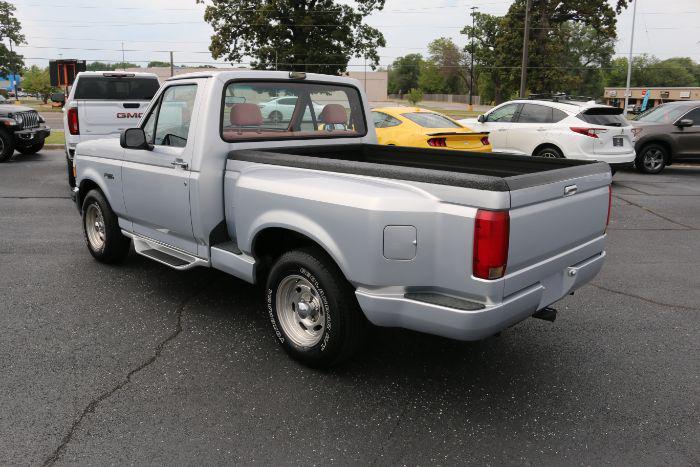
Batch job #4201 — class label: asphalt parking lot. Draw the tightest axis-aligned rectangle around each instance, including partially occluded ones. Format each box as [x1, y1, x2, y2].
[1, 150, 698, 465]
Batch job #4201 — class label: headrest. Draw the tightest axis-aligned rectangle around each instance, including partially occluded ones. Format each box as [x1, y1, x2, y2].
[318, 104, 347, 125]
[230, 103, 263, 126]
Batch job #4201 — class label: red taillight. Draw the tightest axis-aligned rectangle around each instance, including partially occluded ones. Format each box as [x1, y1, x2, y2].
[67, 107, 79, 135]
[570, 127, 607, 139]
[427, 137, 447, 147]
[605, 185, 612, 232]
[480, 135, 490, 146]
[473, 209, 510, 280]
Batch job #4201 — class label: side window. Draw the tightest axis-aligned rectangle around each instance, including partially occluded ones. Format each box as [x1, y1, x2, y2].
[682, 108, 700, 125]
[517, 104, 552, 123]
[372, 111, 402, 129]
[142, 98, 160, 144]
[153, 84, 197, 148]
[487, 104, 519, 123]
[552, 108, 568, 123]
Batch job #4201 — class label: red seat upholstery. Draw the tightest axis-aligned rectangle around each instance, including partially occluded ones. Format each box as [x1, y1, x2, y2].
[318, 104, 347, 125]
[230, 103, 263, 127]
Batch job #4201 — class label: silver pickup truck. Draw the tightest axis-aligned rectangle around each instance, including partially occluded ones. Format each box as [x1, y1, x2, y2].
[72, 71, 612, 367]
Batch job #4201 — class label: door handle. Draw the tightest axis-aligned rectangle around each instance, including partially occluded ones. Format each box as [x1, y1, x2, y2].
[170, 159, 189, 170]
[536, 128, 547, 131]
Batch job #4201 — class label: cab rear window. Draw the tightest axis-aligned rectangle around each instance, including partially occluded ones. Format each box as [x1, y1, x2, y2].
[74, 76, 160, 100]
[221, 81, 366, 142]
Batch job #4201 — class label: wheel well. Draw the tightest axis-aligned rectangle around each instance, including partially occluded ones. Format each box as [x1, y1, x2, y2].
[532, 143, 562, 157]
[639, 140, 672, 164]
[77, 179, 101, 209]
[251, 227, 333, 285]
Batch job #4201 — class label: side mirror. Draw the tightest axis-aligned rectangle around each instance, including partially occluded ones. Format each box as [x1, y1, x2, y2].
[477, 114, 486, 123]
[675, 119, 694, 128]
[120, 128, 153, 150]
[50, 92, 65, 104]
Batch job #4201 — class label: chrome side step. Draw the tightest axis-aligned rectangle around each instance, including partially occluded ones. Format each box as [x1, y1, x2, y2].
[123, 231, 209, 271]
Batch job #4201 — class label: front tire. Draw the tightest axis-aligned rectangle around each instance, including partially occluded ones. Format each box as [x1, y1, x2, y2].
[0, 128, 15, 162]
[81, 189, 131, 264]
[265, 247, 367, 368]
[16, 141, 45, 155]
[636, 144, 667, 174]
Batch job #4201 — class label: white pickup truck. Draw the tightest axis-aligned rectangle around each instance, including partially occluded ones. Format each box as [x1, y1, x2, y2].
[72, 71, 612, 367]
[63, 71, 160, 186]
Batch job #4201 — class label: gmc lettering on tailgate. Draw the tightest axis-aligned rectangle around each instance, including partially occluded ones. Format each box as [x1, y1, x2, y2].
[116, 112, 143, 119]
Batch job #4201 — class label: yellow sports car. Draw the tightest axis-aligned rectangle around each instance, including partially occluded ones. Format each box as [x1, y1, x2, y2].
[372, 106, 491, 152]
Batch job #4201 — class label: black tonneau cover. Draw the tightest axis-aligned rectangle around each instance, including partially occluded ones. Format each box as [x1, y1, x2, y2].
[228, 144, 609, 192]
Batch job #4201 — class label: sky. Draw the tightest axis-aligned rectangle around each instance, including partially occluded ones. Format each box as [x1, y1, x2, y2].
[11, 0, 700, 70]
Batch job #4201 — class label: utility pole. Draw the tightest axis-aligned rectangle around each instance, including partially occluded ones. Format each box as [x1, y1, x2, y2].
[364, 56, 367, 92]
[468, 6, 478, 111]
[8, 38, 18, 101]
[121, 42, 126, 70]
[623, 0, 638, 117]
[519, 0, 532, 98]
[170, 51, 174, 77]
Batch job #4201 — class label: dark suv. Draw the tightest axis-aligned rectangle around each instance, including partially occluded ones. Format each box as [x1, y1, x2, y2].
[0, 103, 51, 162]
[631, 101, 700, 174]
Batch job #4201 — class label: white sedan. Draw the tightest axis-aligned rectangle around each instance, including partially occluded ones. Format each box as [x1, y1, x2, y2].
[259, 96, 324, 123]
[460, 99, 636, 170]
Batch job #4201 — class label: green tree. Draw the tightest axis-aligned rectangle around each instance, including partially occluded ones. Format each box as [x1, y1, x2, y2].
[605, 55, 699, 88]
[147, 60, 171, 68]
[427, 37, 468, 94]
[417, 61, 447, 93]
[0, 1, 25, 78]
[86, 61, 114, 71]
[461, 12, 508, 103]
[388, 53, 423, 95]
[22, 65, 55, 103]
[503, 0, 630, 95]
[463, 0, 631, 102]
[406, 88, 423, 105]
[86, 61, 139, 71]
[197, 0, 386, 75]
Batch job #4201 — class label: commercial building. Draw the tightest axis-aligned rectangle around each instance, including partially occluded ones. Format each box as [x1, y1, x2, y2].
[603, 87, 700, 110]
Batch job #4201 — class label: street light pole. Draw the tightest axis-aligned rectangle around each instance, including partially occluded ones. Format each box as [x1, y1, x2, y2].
[468, 6, 478, 111]
[8, 38, 18, 102]
[623, 0, 638, 117]
[519, 0, 532, 98]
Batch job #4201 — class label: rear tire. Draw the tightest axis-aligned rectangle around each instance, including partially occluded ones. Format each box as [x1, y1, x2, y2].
[268, 110, 283, 123]
[636, 144, 667, 174]
[534, 146, 564, 159]
[0, 128, 15, 162]
[16, 141, 44, 155]
[265, 247, 367, 368]
[81, 189, 131, 264]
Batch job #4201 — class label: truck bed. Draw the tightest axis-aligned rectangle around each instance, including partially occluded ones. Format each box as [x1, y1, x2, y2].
[228, 144, 610, 192]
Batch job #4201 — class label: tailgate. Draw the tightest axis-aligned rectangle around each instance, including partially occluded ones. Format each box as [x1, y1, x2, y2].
[80, 101, 147, 136]
[593, 126, 634, 155]
[504, 167, 610, 297]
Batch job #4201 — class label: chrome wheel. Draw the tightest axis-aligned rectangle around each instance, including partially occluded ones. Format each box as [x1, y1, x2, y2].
[275, 274, 325, 347]
[539, 150, 561, 158]
[85, 203, 106, 251]
[643, 149, 664, 171]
